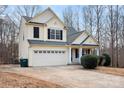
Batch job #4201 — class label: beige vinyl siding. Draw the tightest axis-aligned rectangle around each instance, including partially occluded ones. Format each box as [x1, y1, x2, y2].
[45, 17, 66, 42]
[30, 9, 54, 23]
[83, 36, 98, 45]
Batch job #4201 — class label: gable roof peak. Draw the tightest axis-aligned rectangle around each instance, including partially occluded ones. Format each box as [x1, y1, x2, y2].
[47, 7, 51, 10]
[23, 7, 65, 26]
[31, 7, 54, 21]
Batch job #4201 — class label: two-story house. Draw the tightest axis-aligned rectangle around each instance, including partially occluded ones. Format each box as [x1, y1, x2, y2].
[19, 7, 99, 66]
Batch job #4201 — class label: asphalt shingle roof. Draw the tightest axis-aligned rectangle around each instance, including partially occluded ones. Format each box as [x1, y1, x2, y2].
[23, 16, 32, 22]
[28, 40, 67, 46]
[67, 27, 84, 44]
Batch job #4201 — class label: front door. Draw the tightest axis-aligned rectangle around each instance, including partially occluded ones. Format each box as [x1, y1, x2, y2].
[71, 48, 79, 64]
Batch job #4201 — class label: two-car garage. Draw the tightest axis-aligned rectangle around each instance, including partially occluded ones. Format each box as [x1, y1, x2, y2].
[28, 46, 68, 66]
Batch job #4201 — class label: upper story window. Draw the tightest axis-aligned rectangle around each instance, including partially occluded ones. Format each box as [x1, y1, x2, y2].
[33, 27, 39, 38]
[48, 29, 63, 40]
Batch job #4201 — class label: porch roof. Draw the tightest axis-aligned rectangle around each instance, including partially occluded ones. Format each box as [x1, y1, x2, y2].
[28, 40, 67, 46]
[71, 44, 99, 46]
[28, 39, 98, 47]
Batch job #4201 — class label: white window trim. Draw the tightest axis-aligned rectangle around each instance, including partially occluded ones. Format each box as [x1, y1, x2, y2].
[49, 29, 62, 40]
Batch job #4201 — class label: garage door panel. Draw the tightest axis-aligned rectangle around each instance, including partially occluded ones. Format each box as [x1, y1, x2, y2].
[29, 47, 68, 66]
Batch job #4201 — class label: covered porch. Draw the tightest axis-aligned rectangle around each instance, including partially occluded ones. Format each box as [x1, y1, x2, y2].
[68, 46, 99, 64]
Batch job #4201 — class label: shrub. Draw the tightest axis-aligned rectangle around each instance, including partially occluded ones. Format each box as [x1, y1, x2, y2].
[102, 53, 111, 66]
[98, 56, 104, 66]
[81, 55, 98, 69]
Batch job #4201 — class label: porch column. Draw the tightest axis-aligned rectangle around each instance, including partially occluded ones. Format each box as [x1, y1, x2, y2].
[68, 47, 72, 64]
[90, 49, 92, 54]
[79, 48, 82, 64]
[84, 49, 86, 55]
[96, 47, 99, 56]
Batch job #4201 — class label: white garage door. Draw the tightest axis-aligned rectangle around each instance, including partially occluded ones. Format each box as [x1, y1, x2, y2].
[29, 47, 68, 66]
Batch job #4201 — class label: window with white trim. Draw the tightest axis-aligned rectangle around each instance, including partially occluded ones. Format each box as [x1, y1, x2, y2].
[48, 29, 63, 40]
[50, 29, 55, 39]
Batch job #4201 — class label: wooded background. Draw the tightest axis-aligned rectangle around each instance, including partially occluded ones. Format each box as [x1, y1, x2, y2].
[0, 5, 124, 67]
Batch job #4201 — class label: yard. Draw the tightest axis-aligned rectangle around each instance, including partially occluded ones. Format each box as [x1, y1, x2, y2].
[0, 65, 124, 88]
[0, 71, 61, 88]
[96, 66, 124, 76]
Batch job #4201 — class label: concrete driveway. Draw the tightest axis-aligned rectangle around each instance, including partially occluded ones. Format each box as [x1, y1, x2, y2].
[1, 65, 124, 88]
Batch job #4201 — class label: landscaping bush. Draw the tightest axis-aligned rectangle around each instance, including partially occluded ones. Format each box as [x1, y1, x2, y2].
[98, 56, 104, 66]
[102, 53, 111, 66]
[81, 55, 98, 69]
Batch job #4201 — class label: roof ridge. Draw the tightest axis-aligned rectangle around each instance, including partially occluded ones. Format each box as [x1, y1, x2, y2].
[22, 16, 32, 18]
[22, 16, 32, 22]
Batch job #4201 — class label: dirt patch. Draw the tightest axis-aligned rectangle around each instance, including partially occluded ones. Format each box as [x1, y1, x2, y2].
[0, 71, 62, 88]
[1, 65, 124, 87]
[96, 67, 124, 76]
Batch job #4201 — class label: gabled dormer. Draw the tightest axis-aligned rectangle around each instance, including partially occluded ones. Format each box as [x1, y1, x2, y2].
[22, 8, 67, 42]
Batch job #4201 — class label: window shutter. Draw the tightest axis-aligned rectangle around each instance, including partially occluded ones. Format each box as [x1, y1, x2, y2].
[48, 29, 50, 39]
[60, 30, 63, 40]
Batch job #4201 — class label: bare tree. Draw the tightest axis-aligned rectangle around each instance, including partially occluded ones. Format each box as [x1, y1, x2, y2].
[114, 5, 119, 67]
[82, 6, 94, 35]
[0, 5, 7, 15]
[108, 5, 115, 66]
[73, 6, 80, 31]
[63, 6, 74, 29]
[16, 5, 41, 17]
[82, 6, 89, 31]
[118, 6, 124, 67]
[0, 15, 18, 64]
[10, 5, 42, 27]
[0, 5, 8, 63]
[93, 5, 104, 55]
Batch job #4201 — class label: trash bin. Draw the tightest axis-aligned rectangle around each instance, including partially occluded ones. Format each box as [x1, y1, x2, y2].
[20, 59, 28, 67]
